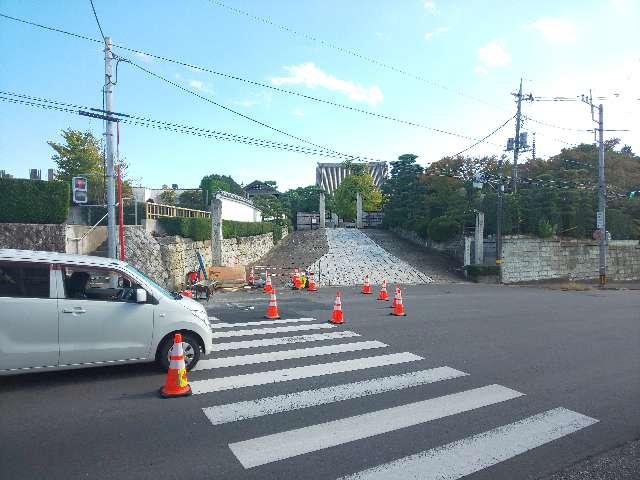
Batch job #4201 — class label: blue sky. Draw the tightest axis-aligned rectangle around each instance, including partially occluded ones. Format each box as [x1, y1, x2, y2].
[1, 0, 638, 191]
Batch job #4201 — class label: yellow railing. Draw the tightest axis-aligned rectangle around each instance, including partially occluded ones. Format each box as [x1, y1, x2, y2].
[144, 202, 210, 220]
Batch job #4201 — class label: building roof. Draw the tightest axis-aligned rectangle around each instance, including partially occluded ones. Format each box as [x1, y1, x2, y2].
[243, 180, 280, 196]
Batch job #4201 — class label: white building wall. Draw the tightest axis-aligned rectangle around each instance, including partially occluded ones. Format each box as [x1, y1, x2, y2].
[217, 192, 262, 222]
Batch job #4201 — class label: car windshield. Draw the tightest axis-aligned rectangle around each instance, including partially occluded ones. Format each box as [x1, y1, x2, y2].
[124, 264, 178, 300]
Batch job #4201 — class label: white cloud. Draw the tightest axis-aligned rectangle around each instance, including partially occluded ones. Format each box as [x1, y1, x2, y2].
[235, 91, 273, 108]
[291, 107, 305, 117]
[188, 79, 214, 94]
[476, 40, 511, 73]
[134, 52, 153, 63]
[529, 17, 579, 45]
[424, 26, 449, 41]
[271, 62, 384, 106]
[423, 1, 436, 11]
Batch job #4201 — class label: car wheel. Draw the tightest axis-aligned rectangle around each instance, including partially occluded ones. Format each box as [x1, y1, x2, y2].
[157, 333, 202, 371]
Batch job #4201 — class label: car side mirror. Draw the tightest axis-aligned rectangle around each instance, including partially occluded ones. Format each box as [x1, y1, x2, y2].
[136, 288, 147, 303]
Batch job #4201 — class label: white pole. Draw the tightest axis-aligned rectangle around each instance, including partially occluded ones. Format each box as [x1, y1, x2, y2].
[104, 37, 117, 259]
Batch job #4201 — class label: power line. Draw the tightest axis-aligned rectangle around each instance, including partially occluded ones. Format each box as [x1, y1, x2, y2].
[207, 0, 508, 112]
[88, 0, 106, 42]
[0, 92, 375, 161]
[0, 12, 501, 145]
[445, 115, 515, 158]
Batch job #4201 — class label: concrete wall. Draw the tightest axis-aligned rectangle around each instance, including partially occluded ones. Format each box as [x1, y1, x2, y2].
[501, 236, 640, 283]
[65, 225, 107, 255]
[217, 192, 262, 222]
[0, 223, 67, 252]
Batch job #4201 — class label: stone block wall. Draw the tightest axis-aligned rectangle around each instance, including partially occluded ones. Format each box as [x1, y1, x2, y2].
[501, 236, 640, 283]
[157, 236, 212, 291]
[0, 223, 67, 252]
[391, 228, 465, 263]
[221, 232, 275, 267]
[124, 226, 169, 287]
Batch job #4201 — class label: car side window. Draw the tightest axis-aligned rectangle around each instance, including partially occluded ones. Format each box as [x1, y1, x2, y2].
[0, 262, 50, 298]
[63, 267, 143, 303]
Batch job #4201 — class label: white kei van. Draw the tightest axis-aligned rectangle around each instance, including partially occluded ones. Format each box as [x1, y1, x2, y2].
[0, 249, 214, 375]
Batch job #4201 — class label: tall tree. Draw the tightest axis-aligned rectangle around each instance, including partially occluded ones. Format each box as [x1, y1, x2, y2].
[381, 154, 426, 229]
[333, 172, 382, 220]
[199, 174, 245, 198]
[48, 129, 105, 202]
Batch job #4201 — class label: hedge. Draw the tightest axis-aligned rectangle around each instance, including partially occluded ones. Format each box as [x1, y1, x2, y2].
[427, 216, 461, 242]
[0, 178, 70, 224]
[158, 217, 282, 242]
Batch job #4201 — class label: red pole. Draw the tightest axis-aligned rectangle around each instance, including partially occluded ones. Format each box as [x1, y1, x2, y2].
[116, 123, 126, 260]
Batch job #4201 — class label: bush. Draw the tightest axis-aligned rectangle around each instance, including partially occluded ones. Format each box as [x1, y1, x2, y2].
[158, 217, 212, 241]
[537, 219, 556, 238]
[465, 265, 500, 277]
[427, 216, 460, 242]
[0, 178, 69, 224]
[222, 220, 272, 239]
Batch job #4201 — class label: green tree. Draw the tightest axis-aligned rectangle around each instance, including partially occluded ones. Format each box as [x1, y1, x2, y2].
[199, 174, 245, 198]
[381, 154, 426, 229]
[252, 195, 285, 221]
[280, 185, 328, 226]
[178, 190, 204, 209]
[333, 173, 382, 220]
[159, 188, 177, 205]
[48, 129, 104, 203]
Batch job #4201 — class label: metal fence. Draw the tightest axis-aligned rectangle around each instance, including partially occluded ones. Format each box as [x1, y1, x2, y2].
[144, 202, 211, 220]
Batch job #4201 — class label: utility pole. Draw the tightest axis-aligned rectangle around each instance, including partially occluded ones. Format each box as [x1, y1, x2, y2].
[512, 78, 523, 192]
[104, 37, 117, 259]
[597, 103, 607, 286]
[581, 92, 607, 287]
[496, 157, 504, 270]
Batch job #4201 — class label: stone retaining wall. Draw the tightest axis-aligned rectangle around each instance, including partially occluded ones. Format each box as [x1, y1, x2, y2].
[391, 228, 465, 263]
[501, 236, 640, 283]
[124, 226, 169, 287]
[222, 232, 275, 267]
[0, 223, 68, 252]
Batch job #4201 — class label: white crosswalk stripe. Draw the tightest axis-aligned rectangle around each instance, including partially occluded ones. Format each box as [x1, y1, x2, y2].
[196, 316, 598, 476]
[209, 317, 317, 329]
[202, 366, 468, 425]
[195, 341, 387, 370]
[211, 323, 335, 338]
[191, 352, 423, 394]
[228, 384, 524, 468]
[339, 408, 599, 480]
[212, 331, 360, 351]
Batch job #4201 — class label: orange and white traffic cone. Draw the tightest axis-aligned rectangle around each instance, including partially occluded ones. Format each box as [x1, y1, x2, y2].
[361, 275, 373, 294]
[329, 291, 344, 324]
[160, 333, 192, 398]
[390, 285, 400, 308]
[377, 280, 389, 301]
[265, 290, 281, 319]
[248, 267, 255, 286]
[263, 272, 273, 293]
[391, 288, 407, 316]
[307, 272, 318, 292]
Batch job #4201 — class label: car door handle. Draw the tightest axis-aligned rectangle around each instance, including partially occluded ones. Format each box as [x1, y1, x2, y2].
[62, 308, 86, 314]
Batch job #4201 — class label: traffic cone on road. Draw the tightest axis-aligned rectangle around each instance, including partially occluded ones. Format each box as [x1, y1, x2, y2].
[390, 285, 400, 308]
[329, 291, 344, 324]
[160, 333, 192, 398]
[307, 272, 318, 292]
[391, 288, 406, 316]
[263, 273, 273, 293]
[377, 280, 389, 301]
[265, 290, 281, 319]
[361, 275, 373, 294]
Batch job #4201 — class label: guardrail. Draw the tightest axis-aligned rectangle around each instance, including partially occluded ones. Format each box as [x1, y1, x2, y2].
[144, 202, 211, 220]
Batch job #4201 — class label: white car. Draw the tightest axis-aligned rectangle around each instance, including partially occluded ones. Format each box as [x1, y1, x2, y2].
[0, 249, 214, 375]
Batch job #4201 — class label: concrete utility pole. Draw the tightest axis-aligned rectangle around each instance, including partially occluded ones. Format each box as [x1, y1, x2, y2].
[597, 104, 607, 286]
[104, 37, 117, 259]
[512, 78, 523, 192]
[496, 159, 504, 269]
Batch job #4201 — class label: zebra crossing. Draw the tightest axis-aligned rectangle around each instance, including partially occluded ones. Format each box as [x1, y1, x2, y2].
[199, 316, 598, 478]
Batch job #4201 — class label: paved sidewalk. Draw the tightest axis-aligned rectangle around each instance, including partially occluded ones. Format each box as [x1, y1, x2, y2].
[308, 228, 433, 286]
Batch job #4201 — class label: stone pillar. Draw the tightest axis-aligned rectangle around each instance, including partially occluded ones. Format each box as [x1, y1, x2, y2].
[319, 192, 326, 229]
[211, 198, 223, 266]
[463, 236, 472, 277]
[475, 211, 484, 265]
[356, 192, 363, 229]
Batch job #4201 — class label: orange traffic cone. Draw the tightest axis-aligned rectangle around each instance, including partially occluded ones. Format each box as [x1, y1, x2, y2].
[263, 273, 273, 293]
[377, 280, 389, 301]
[329, 291, 344, 324]
[390, 285, 400, 308]
[265, 290, 281, 319]
[248, 267, 256, 285]
[307, 272, 318, 292]
[362, 275, 373, 294]
[391, 288, 406, 316]
[160, 333, 192, 398]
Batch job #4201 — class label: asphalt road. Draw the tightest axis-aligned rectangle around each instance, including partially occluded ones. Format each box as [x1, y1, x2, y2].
[1, 284, 638, 479]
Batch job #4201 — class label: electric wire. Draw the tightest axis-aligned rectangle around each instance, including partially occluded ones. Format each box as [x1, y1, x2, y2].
[88, 0, 106, 42]
[445, 115, 515, 157]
